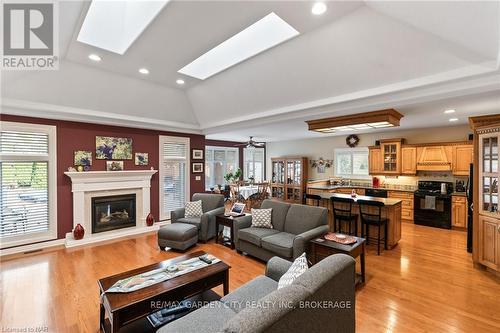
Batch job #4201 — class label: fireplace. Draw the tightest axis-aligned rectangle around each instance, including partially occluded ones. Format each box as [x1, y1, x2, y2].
[91, 194, 136, 234]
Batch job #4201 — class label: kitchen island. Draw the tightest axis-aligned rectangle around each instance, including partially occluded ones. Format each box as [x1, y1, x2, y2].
[310, 192, 403, 249]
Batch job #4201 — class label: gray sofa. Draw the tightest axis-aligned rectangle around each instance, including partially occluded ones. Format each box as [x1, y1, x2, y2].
[157, 254, 356, 333]
[171, 193, 225, 242]
[234, 200, 329, 261]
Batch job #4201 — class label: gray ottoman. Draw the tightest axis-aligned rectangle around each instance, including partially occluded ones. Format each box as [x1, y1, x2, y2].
[158, 223, 198, 251]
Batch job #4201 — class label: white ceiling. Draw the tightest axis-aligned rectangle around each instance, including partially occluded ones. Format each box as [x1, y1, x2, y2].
[1, 0, 499, 141]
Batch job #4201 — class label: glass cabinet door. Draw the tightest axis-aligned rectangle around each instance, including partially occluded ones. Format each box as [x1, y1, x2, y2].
[480, 135, 499, 213]
[383, 143, 398, 172]
[272, 160, 285, 184]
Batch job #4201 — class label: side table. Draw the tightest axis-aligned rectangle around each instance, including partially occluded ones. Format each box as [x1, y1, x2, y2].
[309, 235, 366, 285]
[215, 214, 246, 249]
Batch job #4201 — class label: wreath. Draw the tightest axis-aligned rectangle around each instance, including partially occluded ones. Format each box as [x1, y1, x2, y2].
[346, 134, 360, 148]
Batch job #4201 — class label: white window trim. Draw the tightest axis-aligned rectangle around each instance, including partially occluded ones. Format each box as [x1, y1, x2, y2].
[0, 121, 57, 249]
[159, 135, 190, 221]
[334, 147, 370, 179]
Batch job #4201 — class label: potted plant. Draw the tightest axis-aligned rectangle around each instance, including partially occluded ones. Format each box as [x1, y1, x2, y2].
[224, 172, 234, 184]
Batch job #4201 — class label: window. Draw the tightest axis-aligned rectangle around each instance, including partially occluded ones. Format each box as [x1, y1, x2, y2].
[244, 147, 265, 182]
[159, 136, 189, 220]
[205, 146, 239, 189]
[334, 148, 369, 178]
[0, 122, 57, 248]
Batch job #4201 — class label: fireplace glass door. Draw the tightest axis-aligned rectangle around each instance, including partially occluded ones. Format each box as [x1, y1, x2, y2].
[92, 194, 136, 233]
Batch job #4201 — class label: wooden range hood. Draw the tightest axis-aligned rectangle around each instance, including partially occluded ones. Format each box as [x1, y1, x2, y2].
[306, 109, 403, 133]
[416, 145, 452, 171]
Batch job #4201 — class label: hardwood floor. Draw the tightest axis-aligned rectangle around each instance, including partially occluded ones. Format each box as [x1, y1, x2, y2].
[1, 223, 500, 333]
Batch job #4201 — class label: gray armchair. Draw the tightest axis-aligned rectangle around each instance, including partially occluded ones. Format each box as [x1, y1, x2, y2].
[171, 193, 225, 242]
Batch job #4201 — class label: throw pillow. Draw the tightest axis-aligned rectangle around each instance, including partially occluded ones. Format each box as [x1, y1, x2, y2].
[185, 200, 203, 218]
[251, 208, 273, 228]
[278, 253, 308, 289]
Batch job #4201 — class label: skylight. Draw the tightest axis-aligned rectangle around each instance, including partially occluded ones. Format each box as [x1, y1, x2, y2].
[178, 12, 299, 80]
[77, 0, 169, 55]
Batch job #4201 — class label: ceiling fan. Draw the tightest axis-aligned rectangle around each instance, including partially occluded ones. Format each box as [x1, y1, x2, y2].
[234, 136, 265, 148]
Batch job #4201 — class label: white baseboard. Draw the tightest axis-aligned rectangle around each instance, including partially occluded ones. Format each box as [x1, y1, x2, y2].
[0, 238, 66, 256]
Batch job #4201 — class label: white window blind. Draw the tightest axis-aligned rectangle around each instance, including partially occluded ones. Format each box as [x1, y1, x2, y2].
[159, 136, 189, 220]
[0, 123, 57, 248]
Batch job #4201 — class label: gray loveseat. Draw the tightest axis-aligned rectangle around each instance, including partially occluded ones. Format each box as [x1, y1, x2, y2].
[157, 254, 356, 333]
[234, 200, 329, 261]
[171, 193, 225, 242]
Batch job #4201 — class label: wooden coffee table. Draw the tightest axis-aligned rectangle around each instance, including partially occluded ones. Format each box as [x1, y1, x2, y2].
[98, 251, 230, 333]
[309, 235, 366, 285]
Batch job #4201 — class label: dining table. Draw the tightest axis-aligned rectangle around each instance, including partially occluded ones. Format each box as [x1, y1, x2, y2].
[238, 185, 260, 199]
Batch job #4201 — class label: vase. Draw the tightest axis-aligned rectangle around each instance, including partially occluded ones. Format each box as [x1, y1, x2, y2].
[146, 213, 155, 226]
[73, 223, 84, 240]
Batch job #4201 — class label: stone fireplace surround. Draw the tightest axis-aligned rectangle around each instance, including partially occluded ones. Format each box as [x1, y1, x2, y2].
[64, 170, 158, 248]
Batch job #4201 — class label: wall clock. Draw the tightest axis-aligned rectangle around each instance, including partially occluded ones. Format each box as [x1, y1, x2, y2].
[346, 134, 360, 148]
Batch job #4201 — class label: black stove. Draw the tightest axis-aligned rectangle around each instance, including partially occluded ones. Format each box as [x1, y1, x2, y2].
[414, 181, 453, 229]
[414, 181, 453, 196]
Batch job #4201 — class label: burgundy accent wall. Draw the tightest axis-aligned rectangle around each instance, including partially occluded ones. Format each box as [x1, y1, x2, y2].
[1, 114, 205, 239]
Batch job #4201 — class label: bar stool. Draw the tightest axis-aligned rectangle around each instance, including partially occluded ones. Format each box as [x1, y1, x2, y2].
[304, 193, 322, 206]
[330, 197, 358, 236]
[357, 199, 388, 255]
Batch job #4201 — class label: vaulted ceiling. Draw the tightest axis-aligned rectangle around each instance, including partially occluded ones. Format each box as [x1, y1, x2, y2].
[2, 1, 499, 140]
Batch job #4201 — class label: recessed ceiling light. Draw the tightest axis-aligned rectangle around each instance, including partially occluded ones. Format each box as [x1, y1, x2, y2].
[178, 12, 299, 80]
[444, 109, 456, 114]
[449, 118, 459, 122]
[176, 79, 185, 85]
[311, 2, 327, 15]
[88, 54, 101, 62]
[138, 68, 149, 75]
[78, 1, 170, 55]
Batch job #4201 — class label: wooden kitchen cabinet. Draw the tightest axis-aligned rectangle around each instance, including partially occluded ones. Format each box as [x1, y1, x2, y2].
[478, 215, 499, 270]
[369, 147, 382, 175]
[470, 114, 500, 275]
[380, 139, 402, 174]
[452, 145, 473, 176]
[452, 196, 467, 228]
[401, 147, 417, 175]
[388, 191, 414, 222]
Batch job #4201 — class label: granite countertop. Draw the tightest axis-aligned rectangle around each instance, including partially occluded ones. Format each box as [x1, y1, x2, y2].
[307, 184, 416, 193]
[314, 192, 402, 206]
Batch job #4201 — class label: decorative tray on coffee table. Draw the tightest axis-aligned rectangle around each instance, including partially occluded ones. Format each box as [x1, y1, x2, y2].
[324, 233, 357, 245]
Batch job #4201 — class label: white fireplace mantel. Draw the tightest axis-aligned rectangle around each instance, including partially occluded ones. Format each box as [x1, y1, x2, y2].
[64, 170, 158, 247]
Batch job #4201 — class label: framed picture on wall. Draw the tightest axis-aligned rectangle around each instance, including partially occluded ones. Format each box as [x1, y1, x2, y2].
[192, 162, 204, 173]
[135, 152, 149, 166]
[106, 161, 124, 171]
[74, 150, 92, 166]
[96, 136, 133, 160]
[192, 149, 204, 160]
